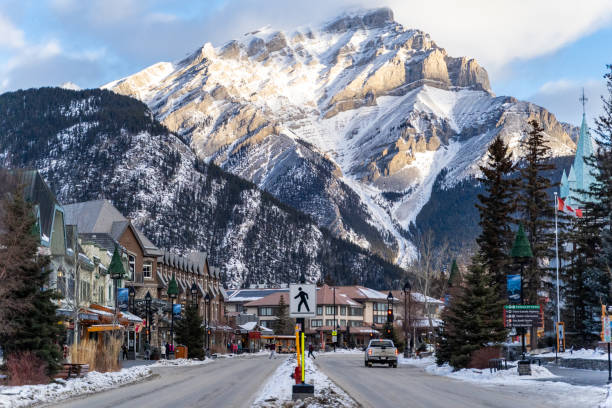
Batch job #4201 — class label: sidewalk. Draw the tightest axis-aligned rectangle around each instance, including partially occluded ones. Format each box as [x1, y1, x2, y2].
[539, 364, 611, 386]
[120, 358, 156, 369]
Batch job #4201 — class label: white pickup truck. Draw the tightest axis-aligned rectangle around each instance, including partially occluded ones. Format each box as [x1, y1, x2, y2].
[364, 339, 398, 368]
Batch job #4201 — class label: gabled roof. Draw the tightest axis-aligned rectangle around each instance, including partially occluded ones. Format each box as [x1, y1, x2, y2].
[63, 199, 161, 256]
[316, 285, 360, 306]
[336, 286, 390, 301]
[243, 290, 290, 307]
[226, 288, 289, 303]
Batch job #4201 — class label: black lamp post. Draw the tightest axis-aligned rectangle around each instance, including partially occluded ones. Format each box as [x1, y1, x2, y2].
[403, 281, 412, 357]
[167, 274, 178, 356]
[144, 291, 152, 345]
[108, 246, 125, 338]
[191, 283, 199, 309]
[333, 286, 337, 352]
[510, 224, 533, 360]
[204, 293, 211, 352]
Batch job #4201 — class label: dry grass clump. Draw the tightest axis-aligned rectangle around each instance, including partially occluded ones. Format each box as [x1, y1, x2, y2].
[70, 335, 122, 372]
[6, 351, 48, 385]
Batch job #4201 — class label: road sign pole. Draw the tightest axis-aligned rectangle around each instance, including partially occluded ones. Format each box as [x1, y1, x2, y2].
[608, 342, 611, 384]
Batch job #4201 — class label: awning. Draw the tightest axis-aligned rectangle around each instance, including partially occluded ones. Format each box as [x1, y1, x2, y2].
[120, 310, 143, 323]
[87, 324, 123, 332]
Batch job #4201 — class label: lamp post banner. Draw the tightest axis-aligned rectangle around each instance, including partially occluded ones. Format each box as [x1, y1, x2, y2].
[118, 288, 129, 311]
[289, 284, 316, 318]
[507, 275, 521, 303]
[173, 304, 181, 316]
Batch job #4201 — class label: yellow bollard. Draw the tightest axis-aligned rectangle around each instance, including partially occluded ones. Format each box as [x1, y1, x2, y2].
[301, 332, 305, 383]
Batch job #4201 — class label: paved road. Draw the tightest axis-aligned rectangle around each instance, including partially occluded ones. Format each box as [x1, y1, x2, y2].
[543, 364, 610, 386]
[315, 353, 557, 408]
[50, 355, 284, 408]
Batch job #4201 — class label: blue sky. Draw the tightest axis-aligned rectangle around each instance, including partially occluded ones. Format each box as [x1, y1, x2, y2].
[0, 0, 610, 126]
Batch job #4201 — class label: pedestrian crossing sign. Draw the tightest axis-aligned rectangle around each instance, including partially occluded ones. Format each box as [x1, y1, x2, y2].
[289, 283, 316, 317]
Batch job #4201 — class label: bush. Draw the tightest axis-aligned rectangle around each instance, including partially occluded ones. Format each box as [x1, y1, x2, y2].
[7, 351, 48, 385]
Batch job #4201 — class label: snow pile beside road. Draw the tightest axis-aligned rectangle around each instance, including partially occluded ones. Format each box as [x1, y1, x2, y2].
[318, 348, 363, 355]
[538, 348, 608, 360]
[252, 356, 357, 408]
[151, 358, 212, 367]
[0, 366, 151, 407]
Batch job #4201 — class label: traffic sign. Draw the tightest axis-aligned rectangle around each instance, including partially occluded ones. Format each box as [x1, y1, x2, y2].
[290, 284, 316, 317]
[504, 305, 541, 328]
[332, 330, 337, 336]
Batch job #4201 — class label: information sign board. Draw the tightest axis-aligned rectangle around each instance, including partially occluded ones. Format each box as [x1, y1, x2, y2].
[504, 305, 541, 328]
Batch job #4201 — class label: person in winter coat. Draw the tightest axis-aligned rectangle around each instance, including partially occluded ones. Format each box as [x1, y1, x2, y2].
[269, 343, 276, 359]
[121, 344, 128, 360]
[308, 343, 315, 359]
[160, 343, 166, 359]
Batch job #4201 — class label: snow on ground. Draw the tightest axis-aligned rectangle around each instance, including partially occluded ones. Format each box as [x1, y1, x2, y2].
[400, 355, 610, 408]
[252, 355, 357, 408]
[318, 348, 363, 355]
[537, 348, 609, 361]
[0, 366, 151, 408]
[150, 358, 212, 367]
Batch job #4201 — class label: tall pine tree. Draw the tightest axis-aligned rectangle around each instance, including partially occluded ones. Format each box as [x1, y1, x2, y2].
[273, 295, 294, 335]
[174, 304, 205, 359]
[436, 258, 506, 370]
[476, 136, 517, 297]
[0, 185, 64, 376]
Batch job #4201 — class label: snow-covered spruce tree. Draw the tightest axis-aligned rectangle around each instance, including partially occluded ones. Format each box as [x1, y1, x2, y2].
[437, 259, 506, 370]
[273, 295, 295, 335]
[174, 304, 205, 359]
[476, 136, 517, 298]
[0, 185, 64, 376]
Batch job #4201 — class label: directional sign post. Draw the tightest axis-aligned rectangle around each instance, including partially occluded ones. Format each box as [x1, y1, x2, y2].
[504, 305, 541, 328]
[290, 284, 316, 318]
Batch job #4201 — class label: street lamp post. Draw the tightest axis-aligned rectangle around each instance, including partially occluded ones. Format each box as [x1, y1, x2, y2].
[167, 274, 178, 358]
[204, 293, 211, 352]
[145, 291, 152, 346]
[510, 224, 533, 360]
[403, 281, 412, 357]
[333, 286, 337, 352]
[108, 246, 125, 344]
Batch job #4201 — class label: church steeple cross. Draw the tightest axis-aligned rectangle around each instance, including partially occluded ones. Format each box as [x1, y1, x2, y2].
[579, 88, 588, 115]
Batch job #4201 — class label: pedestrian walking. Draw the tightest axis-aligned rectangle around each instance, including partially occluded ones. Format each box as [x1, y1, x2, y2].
[160, 342, 166, 359]
[121, 344, 128, 360]
[144, 341, 150, 360]
[308, 343, 315, 359]
[269, 343, 276, 359]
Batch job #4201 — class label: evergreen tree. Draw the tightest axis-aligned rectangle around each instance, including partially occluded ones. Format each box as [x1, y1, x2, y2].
[475, 136, 517, 297]
[436, 259, 506, 370]
[174, 304, 205, 359]
[516, 120, 556, 306]
[272, 295, 294, 335]
[0, 186, 64, 375]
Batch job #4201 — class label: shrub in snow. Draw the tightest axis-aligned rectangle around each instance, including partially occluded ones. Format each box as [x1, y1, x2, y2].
[6, 352, 48, 386]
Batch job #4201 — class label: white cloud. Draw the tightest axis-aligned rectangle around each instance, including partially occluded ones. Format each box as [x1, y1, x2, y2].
[528, 78, 607, 126]
[0, 13, 25, 49]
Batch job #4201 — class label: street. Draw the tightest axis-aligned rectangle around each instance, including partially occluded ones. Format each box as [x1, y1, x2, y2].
[314, 353, 556, 408]
[49, 355, 284, 408]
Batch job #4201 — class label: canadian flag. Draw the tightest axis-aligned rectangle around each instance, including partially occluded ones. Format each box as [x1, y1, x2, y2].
[557, 197, 583, 218]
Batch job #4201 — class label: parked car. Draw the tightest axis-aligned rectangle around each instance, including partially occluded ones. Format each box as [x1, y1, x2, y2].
[364, 339, 398, 368]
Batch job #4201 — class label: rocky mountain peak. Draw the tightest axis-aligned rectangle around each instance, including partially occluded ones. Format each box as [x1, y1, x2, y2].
[323, 7, 395, 33]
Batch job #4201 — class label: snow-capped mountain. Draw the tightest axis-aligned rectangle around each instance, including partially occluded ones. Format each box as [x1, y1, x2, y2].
[105, 7, 576, 265]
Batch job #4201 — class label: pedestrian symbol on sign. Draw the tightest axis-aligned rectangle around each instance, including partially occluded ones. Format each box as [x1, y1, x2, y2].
[289, 284, 316, 317]
[295, 287, 310, 312]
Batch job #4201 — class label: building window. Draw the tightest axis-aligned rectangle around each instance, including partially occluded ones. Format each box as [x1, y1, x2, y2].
[260, 320, 271, 328]
[128, 254, 135, 280]
[349, 307, 363, 316]
[310, 319, 322, 327]
[326, 319, 336, 326]
[108, 286, 112, 303]
[325, 306, 336, 315]
[259, 307, 274, 316]
[374, 315, 386, 324]
[316, 306, 322, 316]
[340, 319, 346, 326]
[99, 287, 104, 304]
[373, 302, 386, 311]
[143, 261, 152, 279]
[340, 306, 347, 315]
[349, 320, 361, 327]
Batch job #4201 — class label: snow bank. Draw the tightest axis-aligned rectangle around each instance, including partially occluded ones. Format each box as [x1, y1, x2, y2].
[538, 348, 609, 361]
[252, 356, 357, 407]
[0, 366, 151, 407]
[151, 358, 212, 367]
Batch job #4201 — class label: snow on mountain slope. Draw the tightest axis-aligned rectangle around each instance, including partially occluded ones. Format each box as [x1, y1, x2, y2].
[105, 7, 577, 265]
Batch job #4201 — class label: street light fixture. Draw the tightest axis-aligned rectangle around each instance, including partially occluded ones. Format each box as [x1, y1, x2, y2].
[204, 292, 211, 352]
[167, 274, 179, 356]
[403, 281, 412, 357]
[144, 291, 152, 345]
